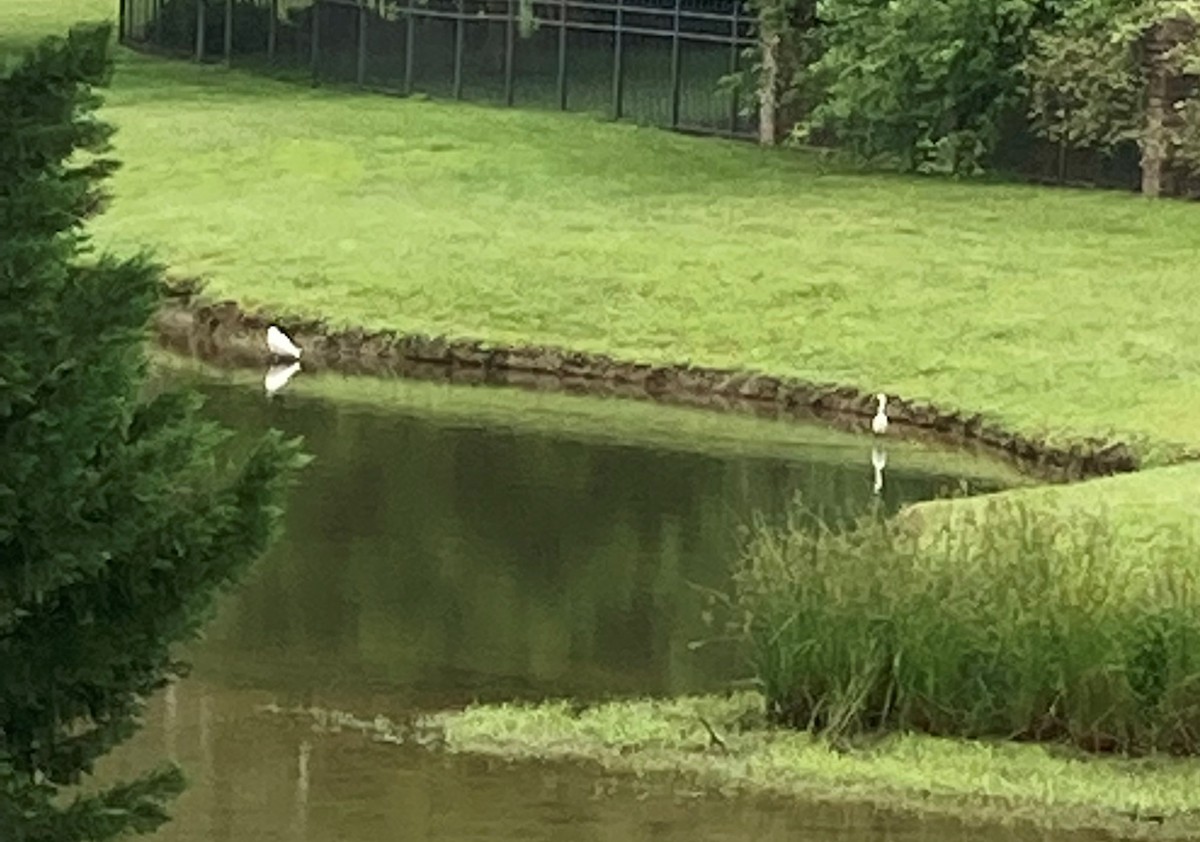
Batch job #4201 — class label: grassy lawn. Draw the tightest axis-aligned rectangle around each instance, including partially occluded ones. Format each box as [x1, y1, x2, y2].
[7, 2, 1200, 465]
[96, 85, 1200, 461]
[6, 0, 1200, 534]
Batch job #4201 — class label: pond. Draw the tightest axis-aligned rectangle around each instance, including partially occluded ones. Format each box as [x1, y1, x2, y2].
[98, 360, 1085, 842]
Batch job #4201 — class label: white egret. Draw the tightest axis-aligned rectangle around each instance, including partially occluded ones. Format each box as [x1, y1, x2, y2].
[871, 393, 888, 435]
[267, 325, 302, 361]
[264, 361, 302, 396]
[871, 445, 887, 495]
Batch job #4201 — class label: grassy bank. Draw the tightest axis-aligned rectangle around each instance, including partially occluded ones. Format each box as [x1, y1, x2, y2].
[6, 2, 1200, 467]
[285, 691, 1200, 838]
[90, 81, 1200, 465]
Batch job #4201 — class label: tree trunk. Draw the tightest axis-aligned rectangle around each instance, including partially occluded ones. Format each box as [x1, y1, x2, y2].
[1140, 14, 1197, 198]
[759, 32, 779, 146]
[1141, 61, 1167, 198]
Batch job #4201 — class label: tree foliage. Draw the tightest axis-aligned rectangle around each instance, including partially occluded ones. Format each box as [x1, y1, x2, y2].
[756, 0, 1200, 189]
[739, 0, 819, 143]
[0, 22, 306, 841]
[797, 0, 1062, 174]
[1026, 0, 1200, 175]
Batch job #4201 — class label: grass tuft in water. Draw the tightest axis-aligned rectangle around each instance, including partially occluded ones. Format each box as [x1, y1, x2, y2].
[733, 495, 1200, 755]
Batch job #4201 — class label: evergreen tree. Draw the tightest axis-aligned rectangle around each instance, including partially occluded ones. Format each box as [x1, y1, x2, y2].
[0, 22, 306, 841]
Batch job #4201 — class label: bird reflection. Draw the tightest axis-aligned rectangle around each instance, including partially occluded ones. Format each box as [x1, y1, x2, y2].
[293, 739, 311, 840]
[871, 445, 887, 495]
[163, 681, 177, 763]
[265, 361, 302, 396]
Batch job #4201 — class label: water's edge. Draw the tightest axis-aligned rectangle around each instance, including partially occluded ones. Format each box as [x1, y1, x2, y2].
[154, 280, 1139, 482]
[264, 692, 1193, 841]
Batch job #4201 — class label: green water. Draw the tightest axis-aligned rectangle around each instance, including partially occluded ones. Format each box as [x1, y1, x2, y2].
[97, 363, 1087, 841]
[173, 365, 1016, 706]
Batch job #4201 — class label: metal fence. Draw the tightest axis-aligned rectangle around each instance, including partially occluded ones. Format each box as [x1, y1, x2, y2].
[117, 0, 759, 138]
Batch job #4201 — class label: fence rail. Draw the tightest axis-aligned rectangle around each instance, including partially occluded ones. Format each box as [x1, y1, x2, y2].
[118, 0, 760, 138]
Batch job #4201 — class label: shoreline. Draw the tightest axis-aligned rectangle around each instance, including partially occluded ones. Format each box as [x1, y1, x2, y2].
[263, 691, 1200, 841]
[154, 280, 1140, 483]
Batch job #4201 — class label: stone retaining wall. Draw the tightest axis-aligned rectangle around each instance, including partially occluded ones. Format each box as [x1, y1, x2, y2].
[154, 281, 1139, 481]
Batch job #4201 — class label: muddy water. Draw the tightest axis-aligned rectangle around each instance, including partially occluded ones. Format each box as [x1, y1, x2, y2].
[97, 366, 1079, 841]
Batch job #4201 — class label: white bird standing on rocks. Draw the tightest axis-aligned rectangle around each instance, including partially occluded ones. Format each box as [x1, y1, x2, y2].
[267, 325, 302, 361]
[871, 393, 889, 435]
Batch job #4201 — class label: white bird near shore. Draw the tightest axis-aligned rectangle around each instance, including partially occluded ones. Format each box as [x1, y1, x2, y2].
[871, 445, 887, 495]
[267, 325, 302, 361]
[871, 393, 889, 435]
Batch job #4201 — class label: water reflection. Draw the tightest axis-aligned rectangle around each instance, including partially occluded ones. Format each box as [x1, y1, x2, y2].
[871, 446, 887, 495]
[294, 738, 310, 841]
[265, 361, 303, 396]
[95, 680, 1103, 842]
[178, 374, 1007, 710]
[92, 369, 1058, 842]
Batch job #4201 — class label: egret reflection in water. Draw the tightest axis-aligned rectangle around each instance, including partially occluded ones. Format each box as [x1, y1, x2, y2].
[265, 361, 302, 396]
[871, 445, 887, 494]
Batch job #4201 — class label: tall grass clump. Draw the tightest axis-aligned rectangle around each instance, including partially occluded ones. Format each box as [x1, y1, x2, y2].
[733, 497, 1200, 755]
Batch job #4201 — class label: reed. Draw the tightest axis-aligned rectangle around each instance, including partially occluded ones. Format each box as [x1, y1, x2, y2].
[733, 496, 1200, 755]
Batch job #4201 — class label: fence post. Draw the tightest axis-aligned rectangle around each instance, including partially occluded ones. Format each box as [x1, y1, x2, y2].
[310, 1, 321, 86]
[195, 0, 206, 61]
[358, 0, 369, 86]
[727, 0, 740, 134]
[404, 0, 416, 94]
[268, 0, 278, 61]
[452, 0, 464, 99]
[118, 0, 127, 44]
[669, 0, 681, 128]
[223, 0, 234, 65]
[504, 0, 516, 106]
[611, 0, 623, 119]
[556, 0, 567, 109]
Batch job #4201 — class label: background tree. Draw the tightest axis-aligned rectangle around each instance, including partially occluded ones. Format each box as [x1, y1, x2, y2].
[0, 22, 305, 841]
[796, 0, 1063, 174]
[743, 0, 819, 145]
[1026, 0, 1200, 196]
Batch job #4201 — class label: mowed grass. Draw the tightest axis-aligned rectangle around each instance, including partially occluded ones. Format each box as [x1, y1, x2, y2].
[7, 3, 1198, 457]
[95, 86, 1200, 460]
[7, 6, 1200, 498]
